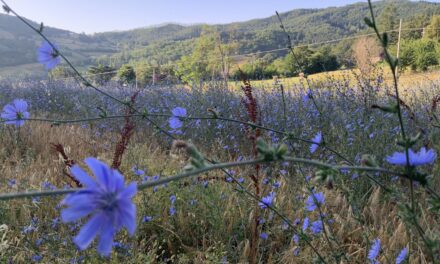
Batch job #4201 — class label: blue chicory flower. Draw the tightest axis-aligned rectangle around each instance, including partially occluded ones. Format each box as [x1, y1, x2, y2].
[395, 247, 408, 264]
[32, 255, 43, 262]
[386, 148, 437, 166]
[37, 41, 61, 70]
[169, 107, 187, 129]
[292, 234, 299, 244]
[60, 157, 137, 256]
[7, 179, 16, 187]
[310, 132, 322, 153]
[258, 192, 275, 209]
[310, 221, 323, 234]
[169, 206, 176, 216]
[1, 99, 30, 127]
[305, 192, 325, 212]
[302, 217, 309, 231]
[368, 238, 381, 262]
[170, 194, 176, 204]
[142, 216, 153, 223]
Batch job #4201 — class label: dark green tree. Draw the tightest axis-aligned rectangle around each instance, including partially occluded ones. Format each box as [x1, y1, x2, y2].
[308, 46, 339, 73]
[425, 15, 440, 41]
[377, 3, 399, 42]
[117, 64, 136, 84]
[400, 39, 439, 71]
[88, 64, 116, 85]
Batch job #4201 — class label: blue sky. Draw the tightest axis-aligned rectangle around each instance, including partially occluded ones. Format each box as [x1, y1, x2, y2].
[4, 0, 440, 33]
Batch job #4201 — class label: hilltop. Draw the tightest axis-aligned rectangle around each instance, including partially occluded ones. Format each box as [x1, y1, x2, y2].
[1, 0, 440, 77]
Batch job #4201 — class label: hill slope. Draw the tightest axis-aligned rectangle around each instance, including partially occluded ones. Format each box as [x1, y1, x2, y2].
[1, 0, 440, 77]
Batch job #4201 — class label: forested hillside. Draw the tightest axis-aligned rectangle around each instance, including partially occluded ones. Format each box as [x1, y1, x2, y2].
[1, 0, 440, 77]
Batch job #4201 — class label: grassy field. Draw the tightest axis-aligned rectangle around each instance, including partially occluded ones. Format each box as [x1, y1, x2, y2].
[229, 67, 440, 93]
[0, 71, 439, 263]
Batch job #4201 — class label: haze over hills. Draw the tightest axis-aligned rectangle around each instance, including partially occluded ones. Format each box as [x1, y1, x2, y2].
[1, 0, 440, 77]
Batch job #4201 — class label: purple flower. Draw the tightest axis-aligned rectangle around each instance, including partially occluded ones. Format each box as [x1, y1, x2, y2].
[60, 158, 137, 256]
[7, 179, 16, 187]
[169, 206, 176, 216]
[142, 216, 153, 223]
[35, 238, 43, 246]
[386, 148, 437, 166]
[352, 173, 359, 180]
[172, 107, 187, 117]
[260, 232, 268, 240]
[37, 41, 61, 70]
[310, 221, 323, 234]
[1, 99, 30, 127]
[202, 180, 209, 188]
[368, 239, 381, 262]
[292, 234, 299, 244]
[142, 176, 150, 183]
[169, 117, 183, 130]
[305, 192, 325, 212]
[302, 217, 309, 231]
[310, 132, 322, 153]
[395, 247, 408, 264]
[169, 107, 187, 129]
[131, 166, 145, 176]
[32, 255, 42, 262]
[170, 194, 176, 204]
[259, 192, 275, 209]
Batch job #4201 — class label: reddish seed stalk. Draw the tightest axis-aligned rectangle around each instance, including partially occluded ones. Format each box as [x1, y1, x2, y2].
[111, 91, 139, 170]
[239, 69, 261, 264]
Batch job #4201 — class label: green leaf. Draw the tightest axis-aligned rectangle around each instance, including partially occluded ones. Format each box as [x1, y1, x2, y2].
[371, 103, 398, 113]
[382, 32, 388, 47]
[364, 17, 374, 28]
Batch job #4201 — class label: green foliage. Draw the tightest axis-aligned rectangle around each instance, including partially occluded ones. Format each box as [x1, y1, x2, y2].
[377, 2, 398, 31]
[2, 0, 440, 77]
[117, 64, 136, 84]
[279, 46, 339, 77]
[309, 46, 340, 74]
[48, 67, 76, 80]
[400, 39, 439, 71]
[175, 26, 236, 85]
[134, 62, 153, 87]
[232, 45, 340, 79]
[232, 57, 278, 80]
[88, 64, 116, 85]
[424, 15, 440, 41]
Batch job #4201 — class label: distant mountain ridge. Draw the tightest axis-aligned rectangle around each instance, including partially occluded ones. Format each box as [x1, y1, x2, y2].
[1, 0, 440, 77]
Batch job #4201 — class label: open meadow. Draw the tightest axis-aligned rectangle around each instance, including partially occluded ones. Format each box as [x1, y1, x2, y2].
[0, 70, 439, 263]
[1, 0, 440, 263]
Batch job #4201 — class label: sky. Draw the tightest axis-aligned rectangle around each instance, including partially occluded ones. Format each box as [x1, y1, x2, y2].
[3, 0, 440, 34]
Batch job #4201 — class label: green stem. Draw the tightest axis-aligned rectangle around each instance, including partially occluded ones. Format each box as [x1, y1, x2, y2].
[0, 156, 403, 201]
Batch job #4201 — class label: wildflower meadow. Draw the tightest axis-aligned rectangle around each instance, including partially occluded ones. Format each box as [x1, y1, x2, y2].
[0, 0, 439, 263]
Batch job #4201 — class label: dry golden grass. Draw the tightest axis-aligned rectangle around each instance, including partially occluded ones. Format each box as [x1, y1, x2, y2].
[0, 120, 438, 263]
[229, 68, 440, 93]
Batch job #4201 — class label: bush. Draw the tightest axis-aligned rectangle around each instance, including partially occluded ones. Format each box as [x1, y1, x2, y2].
[400, 39, 439, 71]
